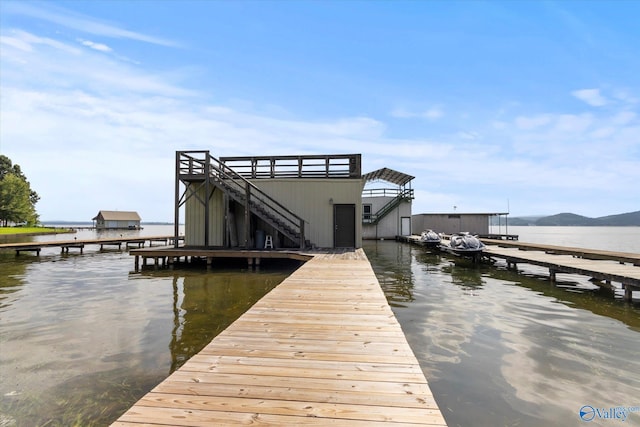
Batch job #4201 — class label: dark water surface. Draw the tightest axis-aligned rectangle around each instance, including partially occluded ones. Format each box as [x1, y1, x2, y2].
[363, 240, 640, 427]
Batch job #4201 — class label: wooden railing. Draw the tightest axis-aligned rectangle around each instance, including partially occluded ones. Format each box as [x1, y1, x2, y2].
[219, 154, 361, 179]
[176, 151, 306, 248]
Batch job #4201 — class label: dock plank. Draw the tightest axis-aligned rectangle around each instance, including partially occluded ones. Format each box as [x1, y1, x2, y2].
[111, 250, 447, 426]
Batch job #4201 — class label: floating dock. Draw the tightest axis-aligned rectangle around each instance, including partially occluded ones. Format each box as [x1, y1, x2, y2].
[483, 244, 640, 301]
[112, 250, 447, 426]
[399, 234, 640, 302]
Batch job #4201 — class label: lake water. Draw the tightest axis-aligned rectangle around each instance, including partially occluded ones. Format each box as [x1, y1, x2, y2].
[1, 225, 639, 426]
[366, 225, 640, 427]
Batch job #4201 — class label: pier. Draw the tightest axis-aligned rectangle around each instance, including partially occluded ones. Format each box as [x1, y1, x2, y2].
[398, 235, 640, 302]
[0, 235, 182, 256]
[129, 247, 313, 270]
[482, 244, 640, 302]
[112, 250, 447, 426]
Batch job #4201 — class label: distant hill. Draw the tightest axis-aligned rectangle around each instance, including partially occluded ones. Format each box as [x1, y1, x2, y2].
[596, 211, 640, 226]
[502, 210, 640, 226]
[535, 213, 601, 226]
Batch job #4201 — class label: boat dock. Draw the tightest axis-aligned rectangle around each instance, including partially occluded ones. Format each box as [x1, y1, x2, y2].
[398, 234, 640, 302]
[112, 250, 447, 426]
[0, 235, 181, 256]
[129, 247, 313, 270]
[482, 244, 640, 302]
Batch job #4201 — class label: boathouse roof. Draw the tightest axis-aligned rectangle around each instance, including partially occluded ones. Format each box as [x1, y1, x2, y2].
[92, 210, 141, 221]
[363, 167, 414, 186]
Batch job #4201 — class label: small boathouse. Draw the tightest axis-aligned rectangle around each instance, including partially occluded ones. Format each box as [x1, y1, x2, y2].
[412, 212, 508, 236]
[92, 210, 141, 230]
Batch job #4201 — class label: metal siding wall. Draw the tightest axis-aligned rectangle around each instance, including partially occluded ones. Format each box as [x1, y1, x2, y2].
[252, 179, 364, 248]
[362, 198, 412, 239]
[208, 190, 224, 246]
[411, 214, 489, 235]
[184, 184, 225, 246]
[185, 183, 204, 246]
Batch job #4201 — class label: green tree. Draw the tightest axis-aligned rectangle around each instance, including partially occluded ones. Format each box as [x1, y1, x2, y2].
[0, 155, 40, 226]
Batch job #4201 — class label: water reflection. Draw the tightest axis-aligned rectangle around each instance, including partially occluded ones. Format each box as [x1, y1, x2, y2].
[166, 270, 283, 372]
[0, 252, 295, 427]
[363, 240, 640, 427]
[441, 261, 484, 290]
[0, 253, 28, 305]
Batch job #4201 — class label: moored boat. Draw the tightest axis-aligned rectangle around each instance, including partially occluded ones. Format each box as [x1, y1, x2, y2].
[442, 232, 485, 259]
[420, 229, 442, 248]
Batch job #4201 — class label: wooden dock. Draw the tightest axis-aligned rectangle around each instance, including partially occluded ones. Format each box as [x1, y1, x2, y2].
[112, 250, 447, 426]
[398, 234, 640, 301]
[130, 247, 313, 270]
[483, 245, 640, 301]
[0, 235, 182, 256]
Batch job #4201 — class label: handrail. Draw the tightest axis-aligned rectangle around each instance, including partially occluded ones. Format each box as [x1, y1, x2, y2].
[220, 154, 361, 179]
[177, 151, 305, 247]
[362, 188, 404, 198]
[208, 157, 304, 235]
[362, 189, 414, 224]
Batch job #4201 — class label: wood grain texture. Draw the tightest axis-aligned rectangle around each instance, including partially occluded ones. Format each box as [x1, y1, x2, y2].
[111, 249, 447, 426]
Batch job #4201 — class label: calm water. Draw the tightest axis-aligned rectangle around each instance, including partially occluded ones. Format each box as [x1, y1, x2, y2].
[1, 226, 639, 426]
[0, 226, 299, 426]
[365, 226, 640, 427]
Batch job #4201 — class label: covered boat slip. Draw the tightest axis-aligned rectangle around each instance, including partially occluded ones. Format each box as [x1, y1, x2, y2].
[112, 250, 447, 426]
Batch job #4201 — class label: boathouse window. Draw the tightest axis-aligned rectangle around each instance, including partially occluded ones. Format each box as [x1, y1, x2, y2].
[363, 204, 372, 221]
[448, 214, 460, 219]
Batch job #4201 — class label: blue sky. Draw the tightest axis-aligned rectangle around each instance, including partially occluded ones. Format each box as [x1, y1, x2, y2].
[1, 0, 638, 221]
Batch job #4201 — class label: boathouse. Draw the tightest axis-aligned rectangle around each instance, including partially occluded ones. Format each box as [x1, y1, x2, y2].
[175, 151, 364, 249]
[362, 167, 414, 239]
[92, 210, 141, 230]
[412, 212, 507, 235]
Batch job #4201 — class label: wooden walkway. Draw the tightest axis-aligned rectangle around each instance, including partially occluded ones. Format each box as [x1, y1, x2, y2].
[112, 250, 447, 426]
[483, 245, 640, 301]
[398, 234, 639, 301]
[480, 238, 640, 265]
[0, 235, 181, 255]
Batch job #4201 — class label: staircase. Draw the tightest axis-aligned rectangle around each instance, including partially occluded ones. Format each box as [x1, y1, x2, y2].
[363, 189, 414, 224]
[177, 151, 306, 249]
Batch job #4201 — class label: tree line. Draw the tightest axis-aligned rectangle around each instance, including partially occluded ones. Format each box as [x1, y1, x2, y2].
[0, 155, 40, 226]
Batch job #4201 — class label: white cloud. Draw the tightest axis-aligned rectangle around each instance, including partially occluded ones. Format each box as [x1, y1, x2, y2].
[611, 110, 636, 125]
[457, 131, 481, 140]
[515, 114, 552, 130]
[572, 88, 608, 107]
[4, 1, 179, 47]
[553, 113, 593, 133]
[78, 39, 112, 52]
[390, 106, 444, 120]
[423, 107, 444, 120]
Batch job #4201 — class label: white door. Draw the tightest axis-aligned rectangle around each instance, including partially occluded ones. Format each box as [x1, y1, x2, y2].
[401, 217, 411, 236]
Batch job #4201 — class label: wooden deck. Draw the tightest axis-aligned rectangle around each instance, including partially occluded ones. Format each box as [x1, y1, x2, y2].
[398, 234, 640, 301]
[483, 245, 640, 301]
[480, 238, 640, 265]
[0, 235, 181, 255]
[112, 250, 447, 426]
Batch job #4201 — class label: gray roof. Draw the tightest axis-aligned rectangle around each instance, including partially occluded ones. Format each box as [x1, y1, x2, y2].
[363, 167, 414, 186]
[92, 210, 141, 221]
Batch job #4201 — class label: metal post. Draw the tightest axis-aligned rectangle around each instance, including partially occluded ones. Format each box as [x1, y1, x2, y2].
[174, 152, 180, 248]
[204, 154, 210, 247]
[244, 182, 251, 248]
